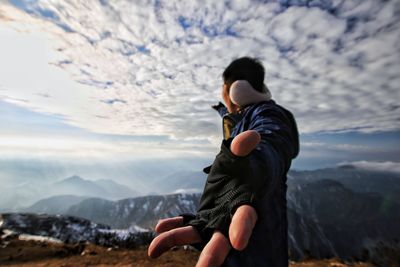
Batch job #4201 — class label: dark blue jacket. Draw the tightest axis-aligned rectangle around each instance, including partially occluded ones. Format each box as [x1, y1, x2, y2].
[213, 99, 299, 267]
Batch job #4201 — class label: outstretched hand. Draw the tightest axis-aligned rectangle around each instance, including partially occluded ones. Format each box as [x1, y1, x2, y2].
[148, 130, 261, 267]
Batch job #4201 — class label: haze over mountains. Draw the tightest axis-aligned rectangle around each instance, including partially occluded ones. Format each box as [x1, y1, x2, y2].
[0, 157, 209, 189]
[0, 170, 207, 212]
[0, 157, 209, 211]
[0, 175, 139, 212]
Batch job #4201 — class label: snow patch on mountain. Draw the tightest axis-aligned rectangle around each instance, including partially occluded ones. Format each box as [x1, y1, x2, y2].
[0, 213, 154, 248]
[19, 234, 63, 244]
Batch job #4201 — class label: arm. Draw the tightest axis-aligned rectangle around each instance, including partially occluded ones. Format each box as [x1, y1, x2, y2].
[148, 131, 261, 265]
[242, 108, 297, 203]
[149, 107, 299, 266]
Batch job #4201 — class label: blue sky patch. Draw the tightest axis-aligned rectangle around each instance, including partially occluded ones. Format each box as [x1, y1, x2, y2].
[101, 99, 127, 105]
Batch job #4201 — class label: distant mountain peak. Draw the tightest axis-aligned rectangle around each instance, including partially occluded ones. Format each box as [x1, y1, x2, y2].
[94, 179, 118, 184]
[337, 164, 356, 170]
[63, 175, 85, 181]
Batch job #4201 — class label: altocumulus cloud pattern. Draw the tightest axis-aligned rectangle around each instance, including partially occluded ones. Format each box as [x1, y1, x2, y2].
[0, 0, 399, 142]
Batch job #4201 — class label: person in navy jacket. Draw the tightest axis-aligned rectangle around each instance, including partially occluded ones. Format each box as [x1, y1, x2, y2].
[149, 57, 300, 267]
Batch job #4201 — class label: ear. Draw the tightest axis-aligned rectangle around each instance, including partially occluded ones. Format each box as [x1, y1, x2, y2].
[223, 82, 231, 93]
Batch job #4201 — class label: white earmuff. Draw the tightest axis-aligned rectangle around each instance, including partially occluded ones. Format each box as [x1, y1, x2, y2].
[229, 80, 272, 107]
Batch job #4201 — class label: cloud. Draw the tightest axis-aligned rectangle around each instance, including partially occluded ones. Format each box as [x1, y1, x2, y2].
[173, 188, 201, 194]
[301, 141, 386, 153]
[0, 0, 399, 148]
[0, 133, 217, 160]
[336, 160, 400, 174]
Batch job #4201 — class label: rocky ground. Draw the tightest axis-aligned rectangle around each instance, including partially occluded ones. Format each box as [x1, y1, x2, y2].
[0, 237, 376, 267]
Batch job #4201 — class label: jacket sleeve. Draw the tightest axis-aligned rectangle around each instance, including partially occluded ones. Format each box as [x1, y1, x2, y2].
[244, 108, 296, 202]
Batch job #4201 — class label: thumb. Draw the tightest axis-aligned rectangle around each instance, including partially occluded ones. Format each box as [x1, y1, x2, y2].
[230, 130, 261, 156]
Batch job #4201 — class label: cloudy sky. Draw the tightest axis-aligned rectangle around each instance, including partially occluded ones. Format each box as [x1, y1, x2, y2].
[0, 0, 399, 179]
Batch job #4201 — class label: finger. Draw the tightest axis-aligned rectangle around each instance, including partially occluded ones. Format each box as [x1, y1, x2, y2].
[148, 226, 202, 258]
[155, 216, 184, 233]
[229, 205, 258, 251]
[230, 130, 261, 156]
[196, 231, 231, 267]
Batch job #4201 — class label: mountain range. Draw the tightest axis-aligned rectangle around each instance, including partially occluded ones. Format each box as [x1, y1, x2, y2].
[0, 169, 207, 212]
[2, 165, 399, 264]
[0, 175, 139, 212]
[51, 175, 138, 200]
[66, 193, 200, 229]
[288, 166, 400, 203]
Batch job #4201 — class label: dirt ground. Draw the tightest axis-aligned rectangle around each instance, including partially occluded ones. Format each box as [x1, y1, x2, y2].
[0, 238, 375, 267]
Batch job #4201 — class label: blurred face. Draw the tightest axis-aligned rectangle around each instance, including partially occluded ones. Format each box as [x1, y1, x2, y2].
[221, 83, 239, 113]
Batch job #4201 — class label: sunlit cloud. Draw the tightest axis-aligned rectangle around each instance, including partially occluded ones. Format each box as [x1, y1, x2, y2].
[0, 0, 399, 173]
[0, 133, 216, 160]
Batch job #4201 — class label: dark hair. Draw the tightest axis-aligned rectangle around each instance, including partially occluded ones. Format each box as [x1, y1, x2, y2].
[222, 57, 265, 92]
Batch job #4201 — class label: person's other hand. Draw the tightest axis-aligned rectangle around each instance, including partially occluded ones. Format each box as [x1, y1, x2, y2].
[211, 101, 225, 111]
[148, 130, 260, 267]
